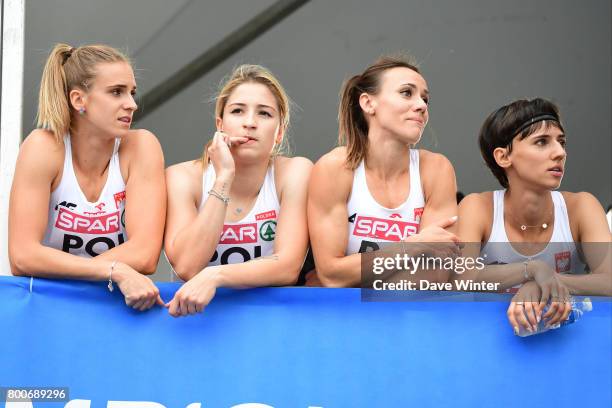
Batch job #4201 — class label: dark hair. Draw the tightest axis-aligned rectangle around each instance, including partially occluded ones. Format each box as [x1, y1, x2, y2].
[478, 98, 564, 188]
[338, 54, 421, 169]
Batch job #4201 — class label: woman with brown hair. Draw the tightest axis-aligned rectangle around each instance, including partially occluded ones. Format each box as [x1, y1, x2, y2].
[307, 55, 460, 287]
[164, 64, 312, 317]
[9, 43, 166, 311]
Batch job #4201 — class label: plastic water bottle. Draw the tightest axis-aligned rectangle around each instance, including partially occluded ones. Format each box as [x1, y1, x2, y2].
[516, 297, 593, 337]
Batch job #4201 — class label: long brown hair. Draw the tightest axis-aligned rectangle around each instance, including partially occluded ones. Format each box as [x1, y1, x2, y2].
[338, 55, 421, 169]
[201, 64, 291, 165]
[37, 43, 130, 142]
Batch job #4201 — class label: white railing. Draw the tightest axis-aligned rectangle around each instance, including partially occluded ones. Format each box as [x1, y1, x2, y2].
[0, 0, 25, 276]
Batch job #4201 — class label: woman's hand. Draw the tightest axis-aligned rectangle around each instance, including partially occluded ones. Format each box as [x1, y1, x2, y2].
[508, 280, 542, 334]
[528, 260, 572, 326]
[166, 268, 220, 317]
[208, 132, 236, 181]
[112, 262, 164, 311]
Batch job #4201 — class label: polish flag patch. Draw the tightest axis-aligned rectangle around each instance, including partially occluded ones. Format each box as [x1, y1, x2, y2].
[555, 251, 571, 273]
[113, 191, 126, 209]
[413, 207, 424, 222]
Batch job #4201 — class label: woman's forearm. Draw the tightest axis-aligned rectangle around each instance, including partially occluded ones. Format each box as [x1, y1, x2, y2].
[168, 177, 233, 280]
[10, 243, 108, 280]
[209, 253, 302, 288]
[558, 273, 612, 296]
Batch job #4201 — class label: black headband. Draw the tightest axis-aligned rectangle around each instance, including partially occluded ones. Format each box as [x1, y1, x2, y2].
[514, 114, 559, 136]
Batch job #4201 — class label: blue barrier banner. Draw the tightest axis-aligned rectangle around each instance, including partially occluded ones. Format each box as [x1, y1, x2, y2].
[0, 276, 610, 407]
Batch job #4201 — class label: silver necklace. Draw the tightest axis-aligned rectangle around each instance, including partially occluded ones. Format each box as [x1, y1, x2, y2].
[510, 211, 552, 231]
[519, 222, 549, 231]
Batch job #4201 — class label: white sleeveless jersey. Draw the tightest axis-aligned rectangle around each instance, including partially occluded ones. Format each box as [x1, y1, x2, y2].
[42, 134, 128, 257]
[480, 190, 587, 292]
[346, 149, 425, 255]
[200, 163, 280, 266]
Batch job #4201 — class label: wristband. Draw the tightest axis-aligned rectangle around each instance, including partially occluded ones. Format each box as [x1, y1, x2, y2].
[108, 261, 117, 292]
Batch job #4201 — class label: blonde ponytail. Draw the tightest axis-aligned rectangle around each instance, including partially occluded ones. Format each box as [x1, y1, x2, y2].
[36, 43, 130, 142]
[37, 44, 73, 141]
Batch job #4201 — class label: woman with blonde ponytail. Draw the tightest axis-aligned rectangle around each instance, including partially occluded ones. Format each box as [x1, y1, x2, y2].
[8, 43, 166, 311]
[163, 64, 312, 317]
[307, 55, 460, 287]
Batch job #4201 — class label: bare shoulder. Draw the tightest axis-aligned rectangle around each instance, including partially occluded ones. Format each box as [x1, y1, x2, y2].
[418, 149, 456, 203]
[274, 156, 313, 199]
[317, 146, 349, 167]
[561, 191, 601, 207]
[307, 147, 353, 208]
[459, 191, 493, 214]
[561, 191, 611, 241]
[458, 191, 493, 241]
[311, 147, 353, 188]
[123, 128, 161, 145]
[166, 160, 202, 191]
[18, 129, 64, 171]
[274, 155, 313, 174]
[313, 147, 353, 179]
[561, 191, 606, 217]
[418, 149, 455, 174]
[120, 129, 163, 158]
[20, 128, 63, 155]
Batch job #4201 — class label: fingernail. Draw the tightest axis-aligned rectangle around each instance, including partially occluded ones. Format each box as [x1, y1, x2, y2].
[536, 315, 541, 323]
[513, 326, 519, 335]
[450, 216, 458, 221]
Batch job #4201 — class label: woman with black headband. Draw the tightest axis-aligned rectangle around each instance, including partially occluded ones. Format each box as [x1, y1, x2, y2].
[456, 98, 611, 334]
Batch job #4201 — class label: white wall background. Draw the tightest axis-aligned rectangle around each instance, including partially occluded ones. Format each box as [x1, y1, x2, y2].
[15, 0, 612, 280]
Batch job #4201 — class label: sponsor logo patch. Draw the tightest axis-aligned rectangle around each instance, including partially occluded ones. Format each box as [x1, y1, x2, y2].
[85, 202, 107, 216]
[255, 210, 276, 221]
[54, 201, 77, 211]
[259, 220, 277, 241]
[555, 251, 571, 273]
[55, 207, 121, 234]
[352, 215, 419, 241]
[219, 224, 258, 244]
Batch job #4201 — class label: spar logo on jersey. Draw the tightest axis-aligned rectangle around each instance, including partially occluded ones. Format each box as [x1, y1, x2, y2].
[219, 223, 258, 244]
[555, 251, 571, 273]
[55, 207, 121, 234]
[352, 215, 419, 241]
[114, 191, 126, 209]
